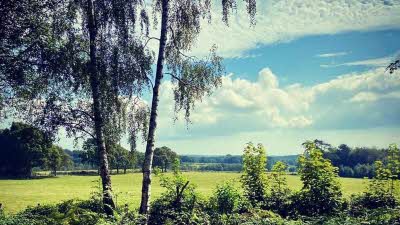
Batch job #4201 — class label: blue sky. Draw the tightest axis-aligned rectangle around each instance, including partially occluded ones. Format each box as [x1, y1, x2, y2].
[54, 0, 400, 155]
[225, 29, 400, 85]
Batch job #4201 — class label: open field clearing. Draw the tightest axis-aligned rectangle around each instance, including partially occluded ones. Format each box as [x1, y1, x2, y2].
[0, 172, 368, 213]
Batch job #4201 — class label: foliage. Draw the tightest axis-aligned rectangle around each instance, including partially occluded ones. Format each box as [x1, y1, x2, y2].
[209, 209, 301, 225]
[1, 0, 153, 215]
[387, 58, 400, 74]
[2, 201, 400, 225]
[79, 138, 141, 174]
[349, 193, 398, 216]
[241, 143, 268, 207]
[368, 144, 400, 199]
[0, 197, 150, 225]
[149, 159, 206, 225]
[0, 172, 369, 214]
[140, 0, 257, 213]
[46, 145, 72, 176]
[387, 144, 400, 182]
[180, 154, 298, 172]
[293, 141, 344, 217]
[350, 144, 400, 216]
[153, 146, 178, 172]
[209, 180, 242, 214]
[181, 162, 243, 172]
[109, 145, 130, 174]
[265, 161, 292, 216]
[311, 139, 387, 178]
[0, 122, 52, 177]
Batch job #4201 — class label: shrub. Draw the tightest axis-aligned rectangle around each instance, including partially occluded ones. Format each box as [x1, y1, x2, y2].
[369, 144, 400, 199]
[349, 193, 398, 216]
[292, 141, 344, 217]
[241, 143, 268, 207]
[264, 161, 292, 216]
[209, 209, 302, 225]
[209, 180, 242, 214]
[0, 199, 107, 225]
[149, 159, 209, 225]
[0, 215, 43, 225]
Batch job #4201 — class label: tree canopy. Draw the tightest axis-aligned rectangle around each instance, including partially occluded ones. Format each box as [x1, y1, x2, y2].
[0, 122, 51, 177]
[153, 146, 178, 172]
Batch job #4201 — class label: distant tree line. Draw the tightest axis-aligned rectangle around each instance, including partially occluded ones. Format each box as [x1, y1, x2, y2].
[311, 140, 388, 178]
[181, 163, 243, 172]
[180, 154, 298, 172]
[70, 143, 178, 173]
[180, 154, 243, 164]
[0, 123, 180, 177]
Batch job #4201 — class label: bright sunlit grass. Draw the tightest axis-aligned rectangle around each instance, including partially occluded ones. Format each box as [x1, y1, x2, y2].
[0, 172, 368, 213]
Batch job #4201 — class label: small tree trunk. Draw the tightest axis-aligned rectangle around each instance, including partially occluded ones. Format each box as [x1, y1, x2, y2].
[27, 167, 32, 178]
[117, 165, 119, 174]
[139, 0, 169, 215]
[86, 0, 115, 216]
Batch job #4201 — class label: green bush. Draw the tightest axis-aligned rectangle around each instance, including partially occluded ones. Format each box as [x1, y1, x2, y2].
[0, 199, 107, 225]
[149, 159, 209, 225]
[292, 141, 344, 217]
[264, 161, 292, 216]
[209, 209, 302, 225]
[241, 143, 268, 207]
[209, 180, 242, 214]
[308, 208, 400, 225]
[349, 193, 398, 216]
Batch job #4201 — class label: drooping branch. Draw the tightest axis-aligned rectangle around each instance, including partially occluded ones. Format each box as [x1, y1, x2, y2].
[387, 59, 400, 74]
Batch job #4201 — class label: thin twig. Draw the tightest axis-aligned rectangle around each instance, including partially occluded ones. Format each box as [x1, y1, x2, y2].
[144, 37, 160, 48]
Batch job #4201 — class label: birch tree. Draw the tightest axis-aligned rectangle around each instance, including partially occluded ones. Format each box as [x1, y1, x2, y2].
[0, 0, 152, 215]
[139, 0, 257, 214]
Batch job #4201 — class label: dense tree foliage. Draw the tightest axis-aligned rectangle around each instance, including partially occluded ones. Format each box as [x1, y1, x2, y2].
[265, 161, 291, 216]
[0, 123, 52, 177]
[0, 0, 153, 215]
[110, 145, 130, 174]
[310, 139, 388, 178]
[369, 144, 400, 198]
[293, 141, 344, 216]
[209, 180, 242, 215]
[153, 146, 178, 172]
[0, 123, 72, 177]
[46, 145, 72, 176]
[180, 154, 297, 172]
[77, 138, 144, 174]
[241, 143, 268, 207]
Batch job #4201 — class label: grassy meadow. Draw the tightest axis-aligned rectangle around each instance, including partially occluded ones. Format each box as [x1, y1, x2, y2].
[0, 172, 368, 213]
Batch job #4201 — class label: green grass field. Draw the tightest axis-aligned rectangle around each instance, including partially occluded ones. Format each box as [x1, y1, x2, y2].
[0, 172, 368, 213]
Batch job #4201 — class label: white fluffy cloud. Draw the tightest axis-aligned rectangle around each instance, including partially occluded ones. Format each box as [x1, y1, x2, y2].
[153, 64, 400, 141]
[157, 68, 315, 135]
[349, 91, 400, 103]
[185, 0, 400, 57]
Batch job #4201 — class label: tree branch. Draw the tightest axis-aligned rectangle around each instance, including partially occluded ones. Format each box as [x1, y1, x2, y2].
[70, 108, 94, 121]
[144, 37, 160, 48]
[164, 72, 189, 86]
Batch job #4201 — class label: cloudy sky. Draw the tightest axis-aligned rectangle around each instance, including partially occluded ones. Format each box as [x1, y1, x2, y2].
[58, 0, 400, 155]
